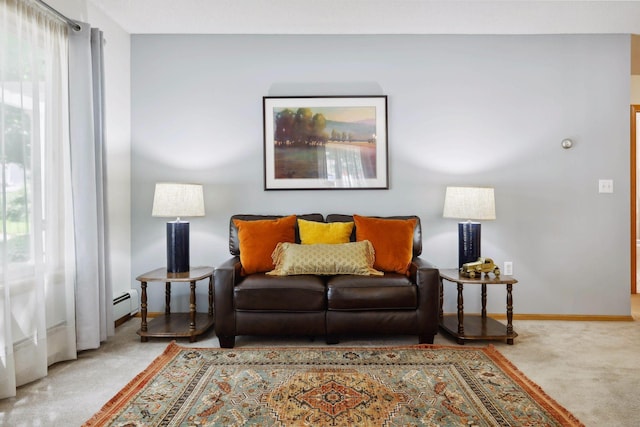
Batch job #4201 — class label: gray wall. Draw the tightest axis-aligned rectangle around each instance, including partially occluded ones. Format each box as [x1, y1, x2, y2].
[131, 34, 630, 316]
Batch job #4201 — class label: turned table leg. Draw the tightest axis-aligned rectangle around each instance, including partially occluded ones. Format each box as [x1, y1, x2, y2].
[189, 280, 196, 342]
[208, 275, 214, 317]
[506, 283, 514, 344]
[165, 281, 171, 315]
[457, 282, 465, 344]
[140, 281, 148, 342]
[481, 283, 487, 318]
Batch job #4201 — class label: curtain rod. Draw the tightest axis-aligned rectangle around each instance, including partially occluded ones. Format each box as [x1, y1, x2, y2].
[34, 0, 81, 31]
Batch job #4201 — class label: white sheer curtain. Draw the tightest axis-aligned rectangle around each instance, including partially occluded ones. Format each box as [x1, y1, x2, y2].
[0, 0, 76, 399]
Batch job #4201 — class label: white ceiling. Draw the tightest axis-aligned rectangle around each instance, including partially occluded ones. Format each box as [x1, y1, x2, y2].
[88, 0, 640, 35]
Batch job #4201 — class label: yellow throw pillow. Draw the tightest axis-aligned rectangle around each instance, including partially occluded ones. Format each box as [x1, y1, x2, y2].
[298, 218, 354, 244]
[233, 215, 297, 275]
[267, 241, 383, 276]
[353, 214, 417, 275]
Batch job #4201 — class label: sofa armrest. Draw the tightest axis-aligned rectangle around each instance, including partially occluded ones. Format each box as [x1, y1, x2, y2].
[411, 257, 438, 271]
[410, 257, 440, 338]
[213, 256, 242, 340]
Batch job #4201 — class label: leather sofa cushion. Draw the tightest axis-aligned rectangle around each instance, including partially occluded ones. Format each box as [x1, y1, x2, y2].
[234, 274, 326, 311]
[326, 274, 417, 310]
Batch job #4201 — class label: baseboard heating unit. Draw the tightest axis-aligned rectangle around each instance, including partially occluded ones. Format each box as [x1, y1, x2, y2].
[113, 289, 140, 327]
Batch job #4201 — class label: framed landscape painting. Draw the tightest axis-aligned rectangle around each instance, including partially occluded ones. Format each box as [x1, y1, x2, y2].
[263, 96, 388, 190]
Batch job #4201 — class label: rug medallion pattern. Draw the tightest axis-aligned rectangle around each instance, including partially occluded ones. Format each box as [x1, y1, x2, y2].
[84, 342, 583, 426]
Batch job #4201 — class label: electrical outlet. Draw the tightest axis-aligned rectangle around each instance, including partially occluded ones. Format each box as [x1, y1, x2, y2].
[598, 179, 613, 193]
[504, 261, 513, 276]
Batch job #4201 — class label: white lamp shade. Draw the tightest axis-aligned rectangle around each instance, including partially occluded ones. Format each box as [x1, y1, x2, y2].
[443, 186, 496, 220]
[152, 183, 205, 218]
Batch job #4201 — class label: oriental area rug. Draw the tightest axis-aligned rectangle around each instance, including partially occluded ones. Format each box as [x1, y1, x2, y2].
[84, 342, 583, 427]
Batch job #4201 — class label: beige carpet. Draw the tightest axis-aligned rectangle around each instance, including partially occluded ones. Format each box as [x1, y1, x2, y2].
[1, 314, 639, 426]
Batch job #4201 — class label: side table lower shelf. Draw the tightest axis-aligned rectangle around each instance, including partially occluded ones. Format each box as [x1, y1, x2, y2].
[440, 314, 518, 345]
[137, 313, 215, 341]
[439, 269, 518, 345]
[135, 266, 215, 343]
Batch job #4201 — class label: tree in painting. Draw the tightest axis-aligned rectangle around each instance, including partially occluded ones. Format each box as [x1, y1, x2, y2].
[275, 108, 328, 146]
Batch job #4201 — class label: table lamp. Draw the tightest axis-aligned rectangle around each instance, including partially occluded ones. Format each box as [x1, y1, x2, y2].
[443, 186, 496, 268]
[152, 183, 205, 273]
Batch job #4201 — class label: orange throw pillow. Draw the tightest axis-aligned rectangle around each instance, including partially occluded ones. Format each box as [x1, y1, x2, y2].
[233, 215, 297, 275]
[353, 214, 417, 275]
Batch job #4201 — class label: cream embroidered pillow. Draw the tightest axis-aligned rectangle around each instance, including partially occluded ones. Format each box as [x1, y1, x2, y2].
[267, 241, 383, 276]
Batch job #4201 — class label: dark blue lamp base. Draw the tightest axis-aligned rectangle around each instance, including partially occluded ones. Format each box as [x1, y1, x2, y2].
[458, 222, 481, 268]
[167, 221, 189, 273]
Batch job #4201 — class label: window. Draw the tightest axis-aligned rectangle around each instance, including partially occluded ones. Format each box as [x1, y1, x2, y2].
[1, 0, 76, 398]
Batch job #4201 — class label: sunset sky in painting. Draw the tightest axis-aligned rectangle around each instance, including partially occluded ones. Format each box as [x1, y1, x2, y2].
[297, 106, 376, 123]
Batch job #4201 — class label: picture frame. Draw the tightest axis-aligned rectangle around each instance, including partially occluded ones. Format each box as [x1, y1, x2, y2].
[263, 95, 388, 190]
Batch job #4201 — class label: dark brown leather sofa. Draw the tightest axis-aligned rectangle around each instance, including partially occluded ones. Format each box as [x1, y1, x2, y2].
[213, 214, 440, 348]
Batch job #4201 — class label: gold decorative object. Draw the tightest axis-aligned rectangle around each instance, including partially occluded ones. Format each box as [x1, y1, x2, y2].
[460, 257, 501, 278]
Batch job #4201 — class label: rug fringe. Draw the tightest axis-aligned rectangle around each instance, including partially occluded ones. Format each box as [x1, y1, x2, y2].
[82, 341, 182, 426]
[481, 345, 585, 427]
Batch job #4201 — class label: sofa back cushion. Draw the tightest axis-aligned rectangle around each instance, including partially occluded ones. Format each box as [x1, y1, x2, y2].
[229, 213, 324, 256]
[325, 214, 422, 257]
